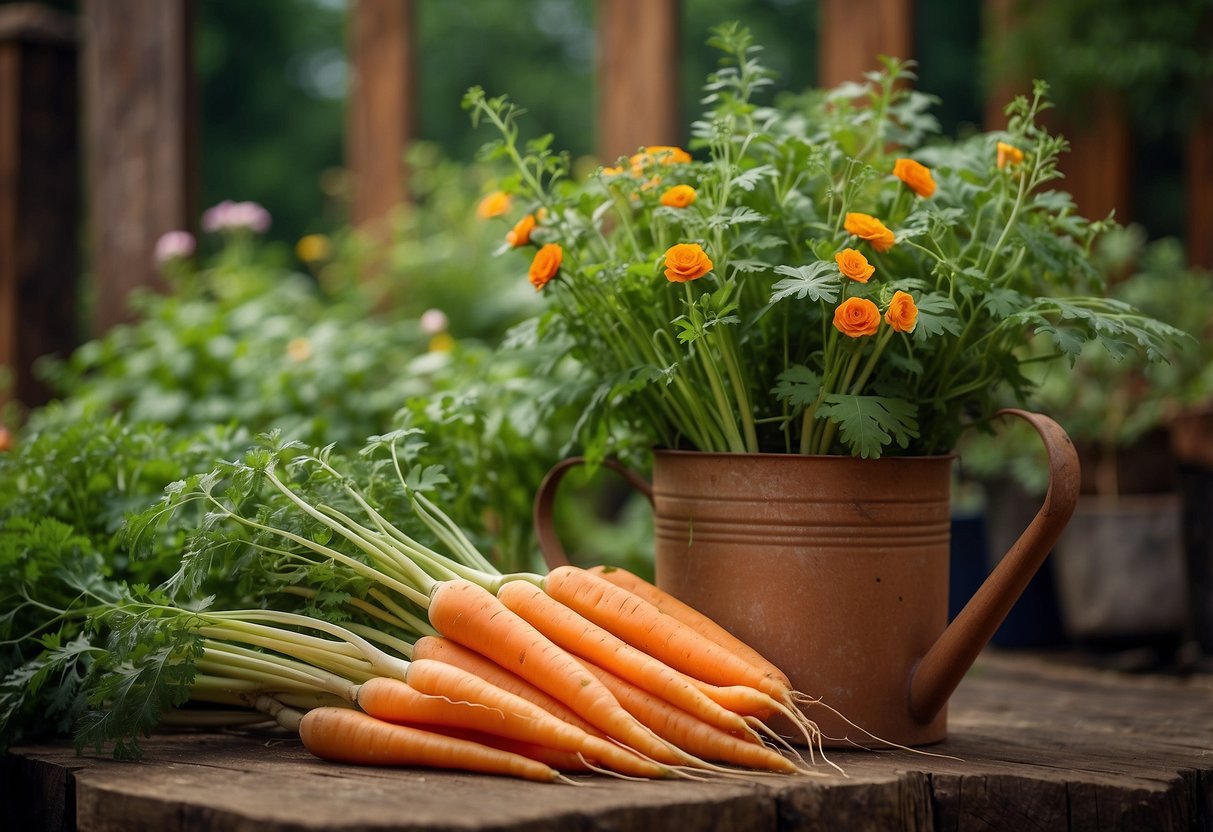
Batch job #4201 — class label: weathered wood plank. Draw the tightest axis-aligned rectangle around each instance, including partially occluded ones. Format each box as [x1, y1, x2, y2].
[7, 653, 1212, 832]
[0, 4, 78, 409]
[346, 0, 416, 231]
[596, 0, 681, 162]
[819, 0, 914, 87]
[82, 0, 196, 334]
[1187, 114, 1213, 270]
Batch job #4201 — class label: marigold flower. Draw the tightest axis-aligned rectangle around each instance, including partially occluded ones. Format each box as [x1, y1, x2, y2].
[477, 191, 511, 219]
[660, 184, 697, 208]
[663, 243, 713, 282]
[286, 337, 312, 363]
[844, 212, 896, 253]
[506, 214, 536, 247]
[892, 158, 936, 198]
[0, 425, 11, 453]
[834, 248, 875, 283]
[429, 333, 455, 353]
[996, 141, 1024, 169]
[833, 297, 882, 338]
[885, 290, 918, 333]
[629, 145, 691, 175]
[529, 243, 563, 291]
[295, 233, 331, 263]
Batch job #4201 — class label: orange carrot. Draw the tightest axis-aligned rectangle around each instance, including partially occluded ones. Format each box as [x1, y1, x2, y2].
[358, 663, 669, 778]
[576, 659, 801, 773]
[426, 579, 681, 766]
[587, 565, 791, 689]
[298, 706, 564, 783]
[412, 723, 594, 773]
[495, 579, 753, 738]
[550, 565, 787, 698]
[410, 636, 599, 737]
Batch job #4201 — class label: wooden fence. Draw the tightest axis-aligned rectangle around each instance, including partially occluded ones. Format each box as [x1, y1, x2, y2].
[1, 0, 1210, 411]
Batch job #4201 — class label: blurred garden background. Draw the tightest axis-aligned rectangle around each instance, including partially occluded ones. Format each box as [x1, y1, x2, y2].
[2, 0, 1213, 668]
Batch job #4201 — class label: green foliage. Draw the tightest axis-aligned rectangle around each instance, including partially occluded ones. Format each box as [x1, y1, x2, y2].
[467, 26, 1187, 459]
[986, 0, 1213, 138]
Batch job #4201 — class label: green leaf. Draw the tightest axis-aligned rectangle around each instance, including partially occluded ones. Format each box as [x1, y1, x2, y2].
[772, 365, 821, 408]
[770, 262, 840, 304]
[817, 395, 920, 458]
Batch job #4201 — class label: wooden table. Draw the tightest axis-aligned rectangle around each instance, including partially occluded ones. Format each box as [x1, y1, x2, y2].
[5, 651, 1212, 832]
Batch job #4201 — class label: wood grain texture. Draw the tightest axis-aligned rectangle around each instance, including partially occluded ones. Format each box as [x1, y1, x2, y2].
[596, 0, 680, 163]
[1187, 114, 1213, 270]
[819, 0, 914, 88]
[346, 0, 415, 231]
[82, 0, 195, 334]
[0, 4, 78, 409]
[6, 653, 1212, 831]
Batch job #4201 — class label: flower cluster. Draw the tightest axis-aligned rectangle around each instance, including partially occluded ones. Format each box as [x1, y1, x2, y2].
[466, 25, 1181, 459]
[201, 200, 272, 234]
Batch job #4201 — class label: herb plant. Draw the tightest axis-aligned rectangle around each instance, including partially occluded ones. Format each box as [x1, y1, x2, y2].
[466, 24, 1184, 459]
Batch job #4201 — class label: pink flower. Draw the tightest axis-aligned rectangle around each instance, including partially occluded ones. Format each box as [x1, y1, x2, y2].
[202, 200, 271, 234]
[419, 308, 449, 336]
[153, 230, 196, 265]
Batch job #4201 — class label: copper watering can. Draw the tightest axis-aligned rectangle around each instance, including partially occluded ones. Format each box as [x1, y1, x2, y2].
[533, 409, 1080, 746]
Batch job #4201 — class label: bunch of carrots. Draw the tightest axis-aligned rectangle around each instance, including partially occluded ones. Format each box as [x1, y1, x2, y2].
[5, 433, 839, 782]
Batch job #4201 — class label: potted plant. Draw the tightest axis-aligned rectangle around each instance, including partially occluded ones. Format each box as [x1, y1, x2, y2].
[465, 24, 1185, 743]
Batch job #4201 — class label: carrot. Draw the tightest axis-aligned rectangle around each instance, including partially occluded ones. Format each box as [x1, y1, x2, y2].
[425, 579, 682, 767]
[298, 706, 565, 783]
[576, 659, 801, 774]
[587, 565, 791, 690]
[410, 724, 595, 773]
[358, 663, 670, 778]
[548, 565, 787, 698]
[410, 636, 599, 737]
[495, 579, 753, 739]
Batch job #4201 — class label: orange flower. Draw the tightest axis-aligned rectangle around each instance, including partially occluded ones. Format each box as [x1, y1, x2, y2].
[528, 243, 563, 290]
[892, 158, 936, 198]
[884, 290, 918, 333]
[630, 145, 691, 175]
[834, 248, 875, 283]
[477, 191, 511, 219]
[506, 214, 536, 247]
[843, 212, 896, 253]
[0, 425, 10, 452]
[996, 141, 1024, 169]
[660, 184, 697, 208]
[833, 297, 882, 338]
[286, 337, 312, 363]
[663, 243, 713, 282]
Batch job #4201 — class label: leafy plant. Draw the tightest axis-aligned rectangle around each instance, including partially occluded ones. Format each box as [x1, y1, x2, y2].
[465, 24, 1184, 460]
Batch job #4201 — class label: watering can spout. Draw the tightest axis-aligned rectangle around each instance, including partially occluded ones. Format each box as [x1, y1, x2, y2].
[908, 409, 1080, 725]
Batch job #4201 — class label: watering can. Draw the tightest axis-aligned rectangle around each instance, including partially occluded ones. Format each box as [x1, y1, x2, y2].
[534, 409, 1080, 745]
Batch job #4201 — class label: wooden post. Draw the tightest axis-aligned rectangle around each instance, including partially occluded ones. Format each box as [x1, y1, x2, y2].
[0, 4, 78, 410]
[819, 0, 914, 88]
[1187, 114, 1213, 270]
[347, 0, 416, 231]
[82, 0, 196, 334]
[596, 0, 680, 162]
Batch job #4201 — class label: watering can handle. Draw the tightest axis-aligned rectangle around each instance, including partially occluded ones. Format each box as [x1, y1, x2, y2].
[533, 457, 654, 568]
[908, 408, 1080, 724]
